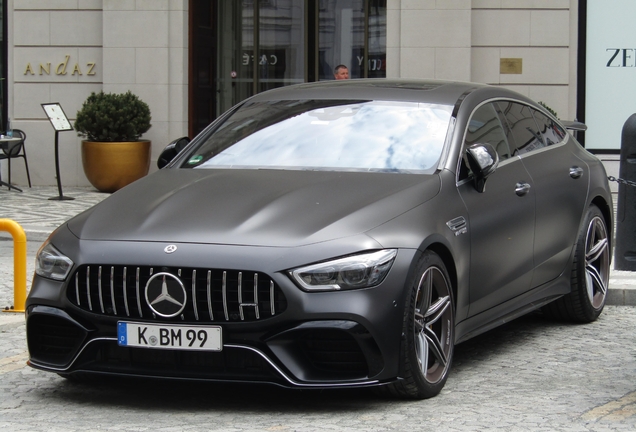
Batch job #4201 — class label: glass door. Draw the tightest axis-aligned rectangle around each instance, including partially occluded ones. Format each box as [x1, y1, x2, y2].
[258, 1, 306, 92]
[216, 0, 306, 115]
[216, 1, 255, 117]
[317, 0, 386, 80]
[367, 0, 386, 78]
[318, 0, 365, 80]
[190, 0, 385, 131]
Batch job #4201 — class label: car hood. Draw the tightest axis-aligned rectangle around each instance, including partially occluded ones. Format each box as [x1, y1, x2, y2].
[67, 169, 441, 247]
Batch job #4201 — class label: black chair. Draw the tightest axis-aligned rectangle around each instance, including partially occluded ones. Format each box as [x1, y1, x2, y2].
[0, 129, 32, 188]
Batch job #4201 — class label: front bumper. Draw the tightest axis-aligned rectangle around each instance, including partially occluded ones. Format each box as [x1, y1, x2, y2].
[26, 241, 418, 388]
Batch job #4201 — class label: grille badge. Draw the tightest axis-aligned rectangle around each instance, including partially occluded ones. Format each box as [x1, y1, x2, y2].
[145, 272, 187, 318]
[164, 245, 178, 254]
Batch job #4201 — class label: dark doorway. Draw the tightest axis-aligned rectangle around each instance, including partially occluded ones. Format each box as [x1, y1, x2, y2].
[189, 0, 217, 137]
[189, 0, 386, 135]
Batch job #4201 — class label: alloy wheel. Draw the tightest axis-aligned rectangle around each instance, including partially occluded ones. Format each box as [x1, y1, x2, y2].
[414, 266, 453, 384]
[584, 215, 610, 309]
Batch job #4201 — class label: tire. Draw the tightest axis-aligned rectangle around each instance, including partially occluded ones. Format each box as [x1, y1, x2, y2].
[385, 250, 455, 399]
[543, 204, 610, 322]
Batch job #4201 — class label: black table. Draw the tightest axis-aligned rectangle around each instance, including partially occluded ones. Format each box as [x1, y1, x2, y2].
[0, 137, 23, 192]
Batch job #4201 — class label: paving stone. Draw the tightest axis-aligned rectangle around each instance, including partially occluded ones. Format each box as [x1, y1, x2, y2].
[0, 307, 633, 430]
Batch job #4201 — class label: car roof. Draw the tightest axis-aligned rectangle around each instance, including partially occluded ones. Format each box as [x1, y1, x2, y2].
[248, 79, 492, 107]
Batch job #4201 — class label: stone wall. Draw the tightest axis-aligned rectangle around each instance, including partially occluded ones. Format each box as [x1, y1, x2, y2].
[7, 0, 188, 187]
[387, 0, 578, 121]
[5, 0, 591, 187]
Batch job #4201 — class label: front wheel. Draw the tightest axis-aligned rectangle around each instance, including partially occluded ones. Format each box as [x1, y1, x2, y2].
[385, 250, 455, 399]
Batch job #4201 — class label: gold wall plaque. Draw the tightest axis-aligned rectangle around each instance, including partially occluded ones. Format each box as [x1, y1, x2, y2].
[500, 58, 523, 74]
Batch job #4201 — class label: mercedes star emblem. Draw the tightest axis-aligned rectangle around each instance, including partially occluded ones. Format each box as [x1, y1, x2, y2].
[144, 272, 187, 317]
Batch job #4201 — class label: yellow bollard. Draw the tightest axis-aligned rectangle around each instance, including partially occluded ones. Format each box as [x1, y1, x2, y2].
[0, 219, 26, 313]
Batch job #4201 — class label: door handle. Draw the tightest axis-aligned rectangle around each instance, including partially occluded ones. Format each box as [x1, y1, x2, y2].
[515, 182, 531, 196]
[570, 166, 584, 179]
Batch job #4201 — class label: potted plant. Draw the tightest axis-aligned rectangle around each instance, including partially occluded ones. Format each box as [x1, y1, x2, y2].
[74, 91, 152, 193]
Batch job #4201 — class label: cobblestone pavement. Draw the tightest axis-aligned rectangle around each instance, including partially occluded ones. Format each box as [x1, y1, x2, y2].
[1, 187, 635, 431]
[0, 307, 634, 431]
[0, 187, 108, 311]
[0, 186, 109, 241]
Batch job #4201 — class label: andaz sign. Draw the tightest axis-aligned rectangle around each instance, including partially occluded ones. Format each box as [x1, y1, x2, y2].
[23, 55, 97, 77]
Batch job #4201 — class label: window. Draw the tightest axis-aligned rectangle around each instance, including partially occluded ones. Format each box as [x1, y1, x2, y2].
[532, 110, 566, 146]
[465, 103, 511, 160]
[184, 99, 452, 174]
[458, 102, 512, 181]
[497, 101, 546, 156]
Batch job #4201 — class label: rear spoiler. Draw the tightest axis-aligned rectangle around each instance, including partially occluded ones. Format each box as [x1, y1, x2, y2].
[561, 121, 587, 132]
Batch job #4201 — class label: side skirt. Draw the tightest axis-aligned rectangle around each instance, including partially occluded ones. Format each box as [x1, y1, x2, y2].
[454, 276, 570, 344]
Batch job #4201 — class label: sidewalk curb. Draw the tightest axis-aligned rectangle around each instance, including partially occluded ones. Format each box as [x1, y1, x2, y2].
[606, 288, 636, 306]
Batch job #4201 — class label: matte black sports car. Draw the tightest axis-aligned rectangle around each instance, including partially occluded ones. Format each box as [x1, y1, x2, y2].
[26, 80, 613, 399]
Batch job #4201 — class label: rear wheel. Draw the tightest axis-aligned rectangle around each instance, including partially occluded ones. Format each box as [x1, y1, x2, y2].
[385, 250, 455, 399]
[543, 204, 610, 322]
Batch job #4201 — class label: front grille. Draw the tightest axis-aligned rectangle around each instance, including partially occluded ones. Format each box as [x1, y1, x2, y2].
[67, 265, 287, 322]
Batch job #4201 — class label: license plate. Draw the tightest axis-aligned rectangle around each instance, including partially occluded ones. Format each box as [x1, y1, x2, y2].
[117, 322, 222, 351]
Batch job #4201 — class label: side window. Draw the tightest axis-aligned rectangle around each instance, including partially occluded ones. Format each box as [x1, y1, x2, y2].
[465, 103, 511, 160]
[496, 101, 546, 156]
[459, 103, 511, 180]
[532, 110, 567, 146]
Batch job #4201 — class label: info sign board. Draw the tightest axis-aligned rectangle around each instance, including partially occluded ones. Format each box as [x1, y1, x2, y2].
[41, 103, 74, 200]
[585, 0, 636, 150]
[41, 103, 73, 132]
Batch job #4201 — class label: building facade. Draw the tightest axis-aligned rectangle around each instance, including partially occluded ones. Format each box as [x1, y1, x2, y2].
[1, 0, 602, 187]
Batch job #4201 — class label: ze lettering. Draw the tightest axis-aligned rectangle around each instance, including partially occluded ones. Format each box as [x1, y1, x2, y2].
[607, 49, 621, 67]
[606, 48, 635, 67]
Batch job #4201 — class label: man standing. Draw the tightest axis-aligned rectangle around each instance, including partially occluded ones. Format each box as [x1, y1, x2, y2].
[334, 64, 349, 80]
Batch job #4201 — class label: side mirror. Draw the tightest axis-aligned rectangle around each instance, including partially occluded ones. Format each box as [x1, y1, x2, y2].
[157, 136, 191, 169]
[466, 143, 499, 193]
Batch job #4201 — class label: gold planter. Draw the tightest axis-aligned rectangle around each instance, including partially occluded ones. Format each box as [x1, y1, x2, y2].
[81, 140, 151, 193]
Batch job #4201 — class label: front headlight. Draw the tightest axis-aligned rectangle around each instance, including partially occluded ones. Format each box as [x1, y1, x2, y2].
[289, 249, 397, 292]
[35, 242, 74, 281]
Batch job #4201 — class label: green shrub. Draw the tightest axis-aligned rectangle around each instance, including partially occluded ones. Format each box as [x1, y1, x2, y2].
[538, 101, 558, 119]
[74, 91, 151, 141]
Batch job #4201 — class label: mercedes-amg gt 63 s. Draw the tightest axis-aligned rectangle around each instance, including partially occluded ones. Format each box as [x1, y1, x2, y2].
[26, 80, 613, 399]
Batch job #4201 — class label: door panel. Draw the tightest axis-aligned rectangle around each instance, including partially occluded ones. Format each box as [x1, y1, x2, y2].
[498, 102, 589, 287]
[521, 143, 589, 287]
[458, 158, 536, 316]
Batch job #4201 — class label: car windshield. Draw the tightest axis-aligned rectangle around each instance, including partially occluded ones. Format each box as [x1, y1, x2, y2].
[181, 99, 453, 174]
